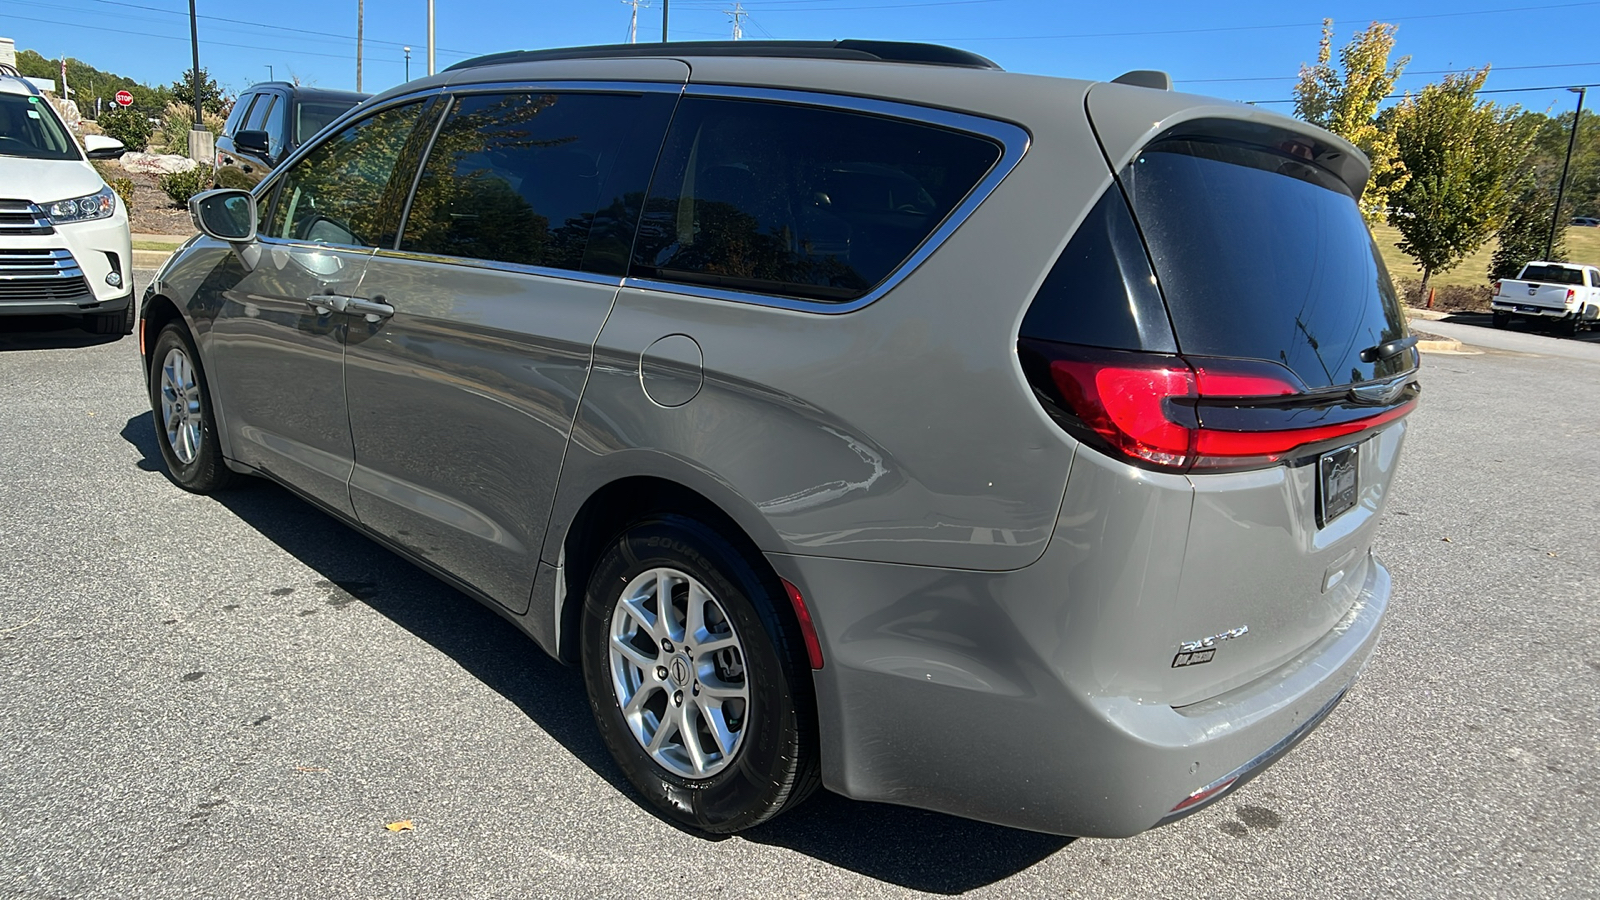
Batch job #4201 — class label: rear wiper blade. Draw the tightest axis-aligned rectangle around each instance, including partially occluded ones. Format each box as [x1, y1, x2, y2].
[1359, 335, 1419, 363]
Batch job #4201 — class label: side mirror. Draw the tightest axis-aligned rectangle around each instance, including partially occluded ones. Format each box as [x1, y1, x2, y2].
[83, 134, 126, 159]
[234, 129, 270, 156]
[190, 189, 257, 243]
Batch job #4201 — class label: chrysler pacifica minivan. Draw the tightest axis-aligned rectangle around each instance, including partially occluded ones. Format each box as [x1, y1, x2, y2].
[141, 40, 1418, 837]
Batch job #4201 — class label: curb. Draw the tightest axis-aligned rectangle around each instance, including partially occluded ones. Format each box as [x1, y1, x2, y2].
[1415, 337, 1465, 353]
[132, 249, 175, 269]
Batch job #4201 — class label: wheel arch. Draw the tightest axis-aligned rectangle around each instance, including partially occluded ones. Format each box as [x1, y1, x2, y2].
[139, 292, 188, 386]
[548, 468, 787, 667]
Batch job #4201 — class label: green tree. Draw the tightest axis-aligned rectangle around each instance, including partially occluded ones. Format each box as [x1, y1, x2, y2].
[170, 68, 229, 118]
[1293, 20, 1410, 224]
[1491, 182, 1566, 280]
[1387, 68, 1536, 302]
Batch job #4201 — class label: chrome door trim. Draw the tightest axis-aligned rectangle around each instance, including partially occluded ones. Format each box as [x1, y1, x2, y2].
[367, 248, 626, 288]
[625, 84, 1032, 315]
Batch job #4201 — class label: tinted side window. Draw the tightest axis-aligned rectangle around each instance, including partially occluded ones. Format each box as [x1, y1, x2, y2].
[400, 91, 673, 272]
[224, 94, 258, 135]
[631, 97, 1002, 302]
[261, 96, 289, 158]
[1020, 187, 1175, 353]
[245, 94, 276, 131]
[266, 101, 425, 248]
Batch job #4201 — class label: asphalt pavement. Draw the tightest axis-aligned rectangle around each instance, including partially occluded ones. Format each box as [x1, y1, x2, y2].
[0, 277, 1596, 899]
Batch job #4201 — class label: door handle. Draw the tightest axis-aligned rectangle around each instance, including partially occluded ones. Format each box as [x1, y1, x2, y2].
[306, 293, 357, 315]
[305, 294, 395, 322]
[343, 296, 395, 322]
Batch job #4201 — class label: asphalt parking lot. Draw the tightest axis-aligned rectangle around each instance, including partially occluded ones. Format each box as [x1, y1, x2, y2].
[1, 275, 1596, 899]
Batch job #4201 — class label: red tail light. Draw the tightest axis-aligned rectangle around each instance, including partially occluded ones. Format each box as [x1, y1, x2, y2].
[1567, 288, 1578, 301]
[1492, 280, 1502, 295]
[1023, 342, 1416, 472]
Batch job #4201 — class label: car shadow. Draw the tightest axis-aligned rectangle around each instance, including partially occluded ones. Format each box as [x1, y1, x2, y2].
[1440, 311, 1600, 343]
[0, 315, 125, 351]
[120, 410, 1072, 891]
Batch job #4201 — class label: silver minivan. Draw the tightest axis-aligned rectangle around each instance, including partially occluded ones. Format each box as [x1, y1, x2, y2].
[142, 40, 1418, 837]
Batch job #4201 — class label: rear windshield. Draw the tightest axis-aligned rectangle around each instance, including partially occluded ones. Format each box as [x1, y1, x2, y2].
[1518, 264, 1585, 285]
[0, 94, 79, 161]
[1121, 138, 1410, 389]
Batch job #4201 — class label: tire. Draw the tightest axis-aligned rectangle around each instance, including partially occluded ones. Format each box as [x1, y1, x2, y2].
[1559, 316, 1579, 338]
[84, 300, 135, 336]
[580, 514, 819, 834]
[1491, 311, 1510, 329]
[148, 323, 234, 493]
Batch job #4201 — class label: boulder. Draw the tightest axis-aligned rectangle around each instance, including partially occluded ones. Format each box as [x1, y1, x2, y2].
[120, 152, 199, 176]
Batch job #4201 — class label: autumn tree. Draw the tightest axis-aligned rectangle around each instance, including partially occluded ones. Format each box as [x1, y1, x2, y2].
[1293, 20, 1410, 224]
[1387, 68, 1535, 302]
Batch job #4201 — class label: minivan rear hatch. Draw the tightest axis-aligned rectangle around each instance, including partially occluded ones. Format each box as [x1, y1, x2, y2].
[1034, 88, 1418, 704]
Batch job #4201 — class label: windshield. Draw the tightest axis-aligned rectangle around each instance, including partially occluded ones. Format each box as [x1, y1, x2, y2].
[1518, 264, 1585, 285]
[0, 94, 80, 161]
[1121, 137, 1410, 390]
[295, 100, 360, 144]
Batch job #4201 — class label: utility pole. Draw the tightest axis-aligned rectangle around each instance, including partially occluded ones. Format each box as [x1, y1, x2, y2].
[266, 64, 273, 81]
[624, 0, 650, 44]
[725, 1, 746, 39]
[427, 0, 435, 75]
[662, 0, 669, 42]
[356, 0, 364, 91]
[404, 47, 411, 82]
[187, 0, 200, 127]
[1548, 86, 1587, 261]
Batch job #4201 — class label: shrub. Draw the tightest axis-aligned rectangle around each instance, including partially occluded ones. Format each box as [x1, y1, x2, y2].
[108, 178, 136, 213]
[159, 167, 211, 206]
[96, 106, 151, 152]
[148, 102, 226, 157]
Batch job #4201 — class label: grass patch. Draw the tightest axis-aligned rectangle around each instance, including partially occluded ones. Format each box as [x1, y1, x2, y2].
[1371, 222, 1600, 290]
[132, 239, 184, 251]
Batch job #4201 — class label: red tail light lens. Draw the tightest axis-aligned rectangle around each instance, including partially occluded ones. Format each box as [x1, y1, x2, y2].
[1025, 342, 1416, 472]
[1567, 288, 1578, 301]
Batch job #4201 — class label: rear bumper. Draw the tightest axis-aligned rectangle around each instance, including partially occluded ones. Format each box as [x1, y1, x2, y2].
[1490, 300, 1575, 318]
[766, 547, 1389, 838]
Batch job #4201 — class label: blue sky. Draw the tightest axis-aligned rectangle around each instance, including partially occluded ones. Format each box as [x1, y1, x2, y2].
[4, 0, 1598, 117]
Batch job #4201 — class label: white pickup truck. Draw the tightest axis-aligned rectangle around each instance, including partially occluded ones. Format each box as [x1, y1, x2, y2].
[1490, 262, 1600, 335]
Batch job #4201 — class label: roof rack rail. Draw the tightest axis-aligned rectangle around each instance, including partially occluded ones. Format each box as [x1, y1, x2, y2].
[446, 40, 1002, 73]
[0, 63, 22, 78]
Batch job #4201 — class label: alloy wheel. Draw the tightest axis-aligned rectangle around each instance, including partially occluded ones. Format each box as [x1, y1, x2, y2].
[608, 567, 750, 779]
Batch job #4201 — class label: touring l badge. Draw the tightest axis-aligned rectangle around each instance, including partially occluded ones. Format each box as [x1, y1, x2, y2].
[1172, 626, 1250, 668]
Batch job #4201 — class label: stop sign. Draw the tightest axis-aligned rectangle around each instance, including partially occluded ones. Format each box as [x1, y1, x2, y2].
[114, 90, 133, 107]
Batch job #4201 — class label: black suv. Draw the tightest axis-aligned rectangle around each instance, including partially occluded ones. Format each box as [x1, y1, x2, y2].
[213, 82, 368, 189]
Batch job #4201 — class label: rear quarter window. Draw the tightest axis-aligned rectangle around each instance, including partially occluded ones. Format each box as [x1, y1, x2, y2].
[630, 97, 1002, 303]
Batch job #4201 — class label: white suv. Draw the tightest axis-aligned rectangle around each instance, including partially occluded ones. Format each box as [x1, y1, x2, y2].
[0, 70, 133, 334]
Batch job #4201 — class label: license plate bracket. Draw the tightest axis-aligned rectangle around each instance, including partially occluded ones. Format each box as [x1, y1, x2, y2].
[1318, 443, 1360, 527]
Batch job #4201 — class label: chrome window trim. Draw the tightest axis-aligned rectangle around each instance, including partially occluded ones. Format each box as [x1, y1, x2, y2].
[628, 85, 1031, 315]
[369, 247, 625, 288]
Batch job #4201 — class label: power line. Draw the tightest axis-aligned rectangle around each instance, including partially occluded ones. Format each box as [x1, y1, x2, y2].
[1245, 82, 1600, 105]
[915, 0, 1600, 42]
[56, 0, 480, 56]
[1185, 61, 1600, 85]
[0, 10, 411, 64]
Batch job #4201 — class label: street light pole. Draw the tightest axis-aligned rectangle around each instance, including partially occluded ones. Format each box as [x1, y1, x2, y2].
[427, 0, 435, 75]
[662, 0, 669, 41]
[404, 47, 411, 82]
[1547, 86, 1587, 261]
[356, 0, 364, 91]
[187, 0, 201, 129]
